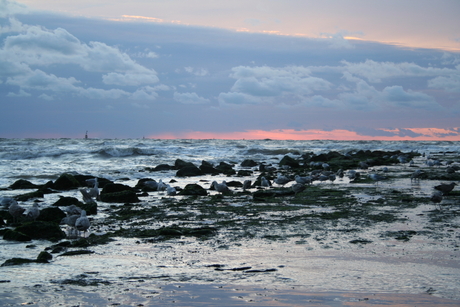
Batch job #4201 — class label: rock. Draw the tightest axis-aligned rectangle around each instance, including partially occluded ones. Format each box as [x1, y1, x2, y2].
[36, 251, 53, 263]
[15, 221, 66, 241]
[1, 258, 36, 267]
[200, 161, 220, 175]
[174, 159, 196, 169]
[37, 207, 67, 223]
[53, 173, 81, 190]
[153, 164, 173, 171]
[3, 229, 32, 241]
[178, 184, 208, 196]
[176, 165, 203, 177]
[80, 202, 97, 215]
[52, 196, 82, 207]
[237, 170, 253, 176]
[215, 162, 236, 175]
[279, 155, 300, 168]
[9, 179, 39, 190]
[241, 159, 258, 167]
[100, 190, 139, 203]
[14, 190, 45, 202]
[101, 183, 134, 194]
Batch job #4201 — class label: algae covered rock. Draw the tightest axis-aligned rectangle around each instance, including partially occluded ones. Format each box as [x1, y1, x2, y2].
[54, 173, 81, 190]
[178, 184, 207, 196]
[3, 229, 31, 242]
[15, 221, 66, 241]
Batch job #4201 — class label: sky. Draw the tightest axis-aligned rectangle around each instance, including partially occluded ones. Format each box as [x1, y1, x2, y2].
[1, 0, 460, 140]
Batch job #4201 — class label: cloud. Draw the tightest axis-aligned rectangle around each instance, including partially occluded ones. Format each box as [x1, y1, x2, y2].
[0, 0, 28, 18]
[173, 92, 210, 104]
[6, 89, 30, 97]
[428, 74, 460, 92]
[227, 65, 332, 100]
[184, 66, 209, 76]
[341, 59, 455, 83]
[0, 16, 161, 100]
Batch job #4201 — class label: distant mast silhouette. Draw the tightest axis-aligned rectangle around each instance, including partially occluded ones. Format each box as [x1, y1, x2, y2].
[85, 131, 88, 139]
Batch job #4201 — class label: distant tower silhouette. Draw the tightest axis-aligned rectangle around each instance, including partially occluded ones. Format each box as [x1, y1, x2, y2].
[85, 131, 88, 139]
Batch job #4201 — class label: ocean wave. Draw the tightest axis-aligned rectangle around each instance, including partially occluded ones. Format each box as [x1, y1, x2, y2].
[96, 146, 160, 157]
[244, 148, 302, 156]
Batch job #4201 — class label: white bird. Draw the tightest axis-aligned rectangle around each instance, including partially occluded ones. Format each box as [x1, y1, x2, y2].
[430, 190, 443, 210]
[243, 180, 252, 192]
[295, 175, 312, 185]
[274, 174, 291, 186]
[166, 184, 177, 196]
[157, 179, 167, 192]
[87, 178, 100, 201]
[60, 214, 80, 237]
[411, 169, 425, 181]
[75, 210, 90, 237]
[79, 188, 95, 204]
[212, 181, 231, 194]
[65, 204, 82, 216]
[1, 197, 17, 209]
[368, 173, 387, 184]
[291, 183, 306, 196]
[8, 201, 25, 224]
[260, 176, 271, 188]
[26, 203, 40, 221]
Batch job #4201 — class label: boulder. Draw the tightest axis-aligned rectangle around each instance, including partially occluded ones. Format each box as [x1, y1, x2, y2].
[174, 159, 196, 169]
[9, 179, 39, 190]
[37, 207, 66, 224]
[52, 196, 82, 207]
[178, 184, 207, 196]
[100, 190, 139, 203]
[241, 159, 258, 167]
[3, 229, 31, 241]
[279, 155, 300, 168]
[200, 161, 220, 175]
[215, 162, 236, 175]
[176, 166, 203, 177]
[53, 173, 81, 190]
[15, 221, 66, 241]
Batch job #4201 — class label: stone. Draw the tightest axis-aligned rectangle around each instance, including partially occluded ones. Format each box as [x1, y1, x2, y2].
[279, 155, 300, 168]
[178, 184, 208, 196]
[37, 207, 66, 224]
[100, 190, 139, 203]
[36, 251, 53, 263]
[9, 179, 39, 190]
[241, 159, 258, 167]
[53, 173, 81, 190]
[15, 221, 66, 241]
[176, 165, 203, 177]
[3, 229, 32, 241]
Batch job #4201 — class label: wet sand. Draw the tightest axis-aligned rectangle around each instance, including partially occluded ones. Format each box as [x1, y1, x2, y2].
[1, 153, 460, 306]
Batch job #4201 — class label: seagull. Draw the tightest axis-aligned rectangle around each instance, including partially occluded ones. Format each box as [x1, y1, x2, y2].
[80, 188, 96, 204]
[434, 182, 456, 195]
[60, 214, 80, 237]
[243, 180, 252, 192]
[295, 175, 312, 185]
[347, 170, 360, 180]
[157, 179, 167, 192]
[291, 183, 306, 196]
[26, 203, 40, 221]
[143, 179, 158, 190]
[65, 204, 82, 216]
[166, 184, 177, 196]
[410, 170, 425, 181]
[260, 176, 271, 188]
[212, 181, 231, 194]
[87, 178, 100, 201]
[75, 210, 90, 237]
[274, 174, 291, 186]
[8, 201, 25, 224]
[430, 191, 443, 210]
[1, 197, 17, 209]
[368, 173, 387, 184]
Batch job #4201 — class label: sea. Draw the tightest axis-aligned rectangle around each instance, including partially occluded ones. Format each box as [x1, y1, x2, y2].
[1, 138, 459, 188]
[1, 138, 460, 306]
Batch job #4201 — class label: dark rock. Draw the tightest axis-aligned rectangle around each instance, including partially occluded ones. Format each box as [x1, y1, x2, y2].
[15, 221, 66, 241]
[200, 161, 220, 175]
[60, 250, 94, 256]
[153, 164, 173, 171]
[215, 162, 236, 175]
[241, 159, 258, 167]
[36, 251, 53, 263]
[73, 175, 112, 188]
[101, 183, 134, 194]
[174, 159, 196, 169]
[52, 196, 81, 207]
[237, 170, 253, 176]
[279, 155, 300, 168]
[176, 165, 203, 177]
[1, 257, 36, 267]
[100, 183, 138, 203]
[226, 180, 243, 187]
[80, 202, 97, 215]
[3, 229, 31, 241]
[53, 173, 81, 190]
[178, 184, 207, 196]
[9, 179, 39, 190]
[37, 207, 66, 223]
[14, 190, 45, 202]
